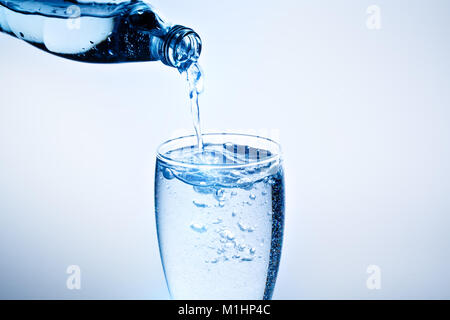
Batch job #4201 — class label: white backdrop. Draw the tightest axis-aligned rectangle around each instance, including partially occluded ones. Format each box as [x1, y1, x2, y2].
[0, 0, 449, 299]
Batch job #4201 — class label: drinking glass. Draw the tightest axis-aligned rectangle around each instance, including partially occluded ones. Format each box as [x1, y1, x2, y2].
[155, 133, 285, 299]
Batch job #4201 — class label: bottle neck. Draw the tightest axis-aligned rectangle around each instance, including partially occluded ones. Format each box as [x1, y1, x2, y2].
[161, 25, 202, 71]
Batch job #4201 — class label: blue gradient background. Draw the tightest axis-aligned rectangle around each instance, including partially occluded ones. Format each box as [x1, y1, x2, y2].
[1, 0, 450, 299]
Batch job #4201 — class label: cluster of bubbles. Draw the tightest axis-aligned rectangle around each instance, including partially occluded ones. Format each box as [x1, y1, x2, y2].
[188, 187, 268, 264]
[158, 142, 280, 265]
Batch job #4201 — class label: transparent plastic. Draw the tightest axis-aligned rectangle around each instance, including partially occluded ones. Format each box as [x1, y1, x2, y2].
[0, 0, 201, 70]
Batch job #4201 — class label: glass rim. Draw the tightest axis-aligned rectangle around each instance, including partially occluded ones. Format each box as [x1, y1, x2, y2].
[156, 133, 282, 170]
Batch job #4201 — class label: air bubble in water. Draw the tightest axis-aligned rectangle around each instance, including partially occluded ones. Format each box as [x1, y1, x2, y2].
[225, 242, 234, 248]
[237, 221, 247, 232]
[241, 257, 253, 262]
[163, 168, 174, 180]
[193, 200, 209, 208]
[250, 248, 256, 255]
[215, 189, 226, 201]
[238, 221, 254, 233]
[236, 243, 246, 252]
[219, 229, 235, 241]
[212, 218, 223, 224]
[249, 194, 256, 200]
[190, 223, 207, 233]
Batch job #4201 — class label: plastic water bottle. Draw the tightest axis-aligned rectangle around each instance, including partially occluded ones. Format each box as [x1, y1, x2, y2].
[0, 0, 202, 70]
